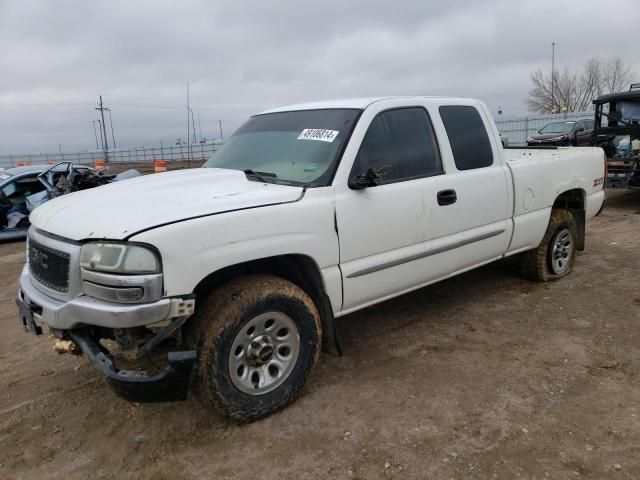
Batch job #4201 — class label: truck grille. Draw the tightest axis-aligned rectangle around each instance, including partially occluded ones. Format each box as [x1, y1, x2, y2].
[29, 240, 70, 292]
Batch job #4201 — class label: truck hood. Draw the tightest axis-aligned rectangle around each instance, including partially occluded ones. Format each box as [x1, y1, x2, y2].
[29, 168, 304, 241]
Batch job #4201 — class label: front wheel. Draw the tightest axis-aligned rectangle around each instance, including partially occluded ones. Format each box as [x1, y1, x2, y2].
[188, 274, 321, 423]
[520, 208, 578, 282]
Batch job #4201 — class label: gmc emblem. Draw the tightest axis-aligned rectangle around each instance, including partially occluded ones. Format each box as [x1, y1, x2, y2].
[31, 248, 49, 270]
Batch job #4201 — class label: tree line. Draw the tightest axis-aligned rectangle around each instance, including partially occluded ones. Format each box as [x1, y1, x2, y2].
[528, 57, 635, 113]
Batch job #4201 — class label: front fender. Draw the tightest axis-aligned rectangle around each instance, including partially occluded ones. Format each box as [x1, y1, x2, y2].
[129, 189, 340, 304]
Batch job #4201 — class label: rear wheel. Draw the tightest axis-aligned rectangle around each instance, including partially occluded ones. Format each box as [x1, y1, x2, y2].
[521, 208, 577, 282]
[187, 274, 321, 423]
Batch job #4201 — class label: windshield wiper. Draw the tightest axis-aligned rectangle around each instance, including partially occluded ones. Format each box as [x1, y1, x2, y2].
[243, 169, 277, 183]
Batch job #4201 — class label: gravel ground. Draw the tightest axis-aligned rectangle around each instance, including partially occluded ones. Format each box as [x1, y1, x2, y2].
[0, 189, 639, 480]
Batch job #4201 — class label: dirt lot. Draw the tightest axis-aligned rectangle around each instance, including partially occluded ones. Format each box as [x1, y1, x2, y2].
[1, 190, 639, 480]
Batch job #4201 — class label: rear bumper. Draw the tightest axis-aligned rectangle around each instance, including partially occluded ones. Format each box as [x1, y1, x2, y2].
[69, 329, 196, 402]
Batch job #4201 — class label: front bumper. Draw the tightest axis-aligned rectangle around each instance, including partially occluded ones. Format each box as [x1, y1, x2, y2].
[527, 139, 569, 146]
[16, 291, 197, 403]
[69, 329, 196, 403]
[19, 264, 171, 330]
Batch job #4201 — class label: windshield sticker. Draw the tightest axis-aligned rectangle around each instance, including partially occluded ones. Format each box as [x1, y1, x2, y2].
[298, 129, 339, 143]
[304, 163, 318, 172]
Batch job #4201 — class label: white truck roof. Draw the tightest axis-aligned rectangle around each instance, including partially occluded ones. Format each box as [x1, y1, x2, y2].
[257, 96, 473, 115]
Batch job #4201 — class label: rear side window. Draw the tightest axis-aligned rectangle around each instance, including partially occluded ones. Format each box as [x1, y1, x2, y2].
[439, 105, 493, 170]
[351, 107, 443, 184]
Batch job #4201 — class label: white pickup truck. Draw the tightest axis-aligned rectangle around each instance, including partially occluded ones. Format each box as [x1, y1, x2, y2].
[17, 96, 605, 422]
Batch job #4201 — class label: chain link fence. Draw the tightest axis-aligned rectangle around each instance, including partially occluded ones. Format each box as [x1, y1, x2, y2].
[495, 111, 594, 146]
[0, 141, 221, 169]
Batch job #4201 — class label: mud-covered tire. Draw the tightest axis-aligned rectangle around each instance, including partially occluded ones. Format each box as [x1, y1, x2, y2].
[187, 274, 321, 423]
[521, 208, 578, 282]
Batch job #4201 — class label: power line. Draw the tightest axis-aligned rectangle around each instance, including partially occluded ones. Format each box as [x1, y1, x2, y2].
[0, 100, 263, 111]
[107, 108, 117, 149]
[92, 120, 99, 149]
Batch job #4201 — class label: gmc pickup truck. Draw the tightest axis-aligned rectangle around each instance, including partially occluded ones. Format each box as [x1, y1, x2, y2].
[16, 97, 606, 422]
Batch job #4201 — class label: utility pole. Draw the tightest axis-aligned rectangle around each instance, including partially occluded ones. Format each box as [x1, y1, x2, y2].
[197, 112, 203, 142]
[107, 108, 117, 149]
[219, 120, 223, 142]
[186, 82, 191, 167]
[95, 96, 109, 161]
[97, 119, 104, 149]
[190, 109, 197, 145]
[551, 42, 556, 114]
[92, 120, 99, 149]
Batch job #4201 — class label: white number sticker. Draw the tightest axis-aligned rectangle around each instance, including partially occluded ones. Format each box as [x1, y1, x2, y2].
[298, 129, 339, 143]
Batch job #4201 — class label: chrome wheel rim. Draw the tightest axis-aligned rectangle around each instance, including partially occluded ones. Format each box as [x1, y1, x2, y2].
[229, 311, 300, 395]
[550, 228, 573, 275]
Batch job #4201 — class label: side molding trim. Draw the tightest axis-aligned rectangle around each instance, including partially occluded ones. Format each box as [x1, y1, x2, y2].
[346, 229, 506, 279]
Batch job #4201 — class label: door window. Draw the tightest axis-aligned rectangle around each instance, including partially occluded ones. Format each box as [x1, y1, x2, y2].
[439, 105, 493, 170]
[350, 107, 443, 185]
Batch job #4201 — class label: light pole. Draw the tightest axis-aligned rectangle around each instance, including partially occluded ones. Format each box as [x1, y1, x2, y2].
[551, 42, 556, 113]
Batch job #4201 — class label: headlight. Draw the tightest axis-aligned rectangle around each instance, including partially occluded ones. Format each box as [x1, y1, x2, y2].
[80, 242, 160, 274]
[526, 137, 534, 142]
[549, 135, 567, 141]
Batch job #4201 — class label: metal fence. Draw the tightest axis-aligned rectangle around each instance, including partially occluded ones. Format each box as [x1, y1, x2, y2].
[495, 111, 594, 146]
[0, 141, 221, 169]
[1, 111, 599, 168]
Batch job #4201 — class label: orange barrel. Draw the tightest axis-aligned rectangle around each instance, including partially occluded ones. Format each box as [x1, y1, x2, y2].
[95, 159, 106, 169]
[46, 160, 55, 165]
[17, 161, 31, 166]
[154, 160, 168, 173]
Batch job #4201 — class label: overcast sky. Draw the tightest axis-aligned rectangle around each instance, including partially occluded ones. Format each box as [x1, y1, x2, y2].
[0, 0, 638, 155]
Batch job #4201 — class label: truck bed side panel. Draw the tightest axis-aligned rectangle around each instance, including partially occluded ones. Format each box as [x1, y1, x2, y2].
[505, 147, 605, 255]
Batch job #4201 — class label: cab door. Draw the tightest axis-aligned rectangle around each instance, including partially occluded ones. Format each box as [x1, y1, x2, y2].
[335, 106, 455, 311]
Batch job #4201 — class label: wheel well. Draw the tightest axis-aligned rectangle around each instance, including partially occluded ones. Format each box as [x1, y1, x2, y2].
[553, 189, 586, 251]
[192, 255, 341, 356]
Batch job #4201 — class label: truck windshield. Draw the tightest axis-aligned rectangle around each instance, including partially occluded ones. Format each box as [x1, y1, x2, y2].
[539, 122, 574, 134]
[203, 109, 361, 187]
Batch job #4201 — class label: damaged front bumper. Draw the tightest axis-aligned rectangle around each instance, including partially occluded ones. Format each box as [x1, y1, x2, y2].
[17, 267, 198, 403]
[69, 329, 196, 403]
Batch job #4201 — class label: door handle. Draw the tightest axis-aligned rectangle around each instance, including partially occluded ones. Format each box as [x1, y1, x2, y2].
[437, 189, 457, 206]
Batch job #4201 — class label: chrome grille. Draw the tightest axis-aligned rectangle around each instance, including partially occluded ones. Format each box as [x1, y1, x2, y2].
[28, 240, 70, 292]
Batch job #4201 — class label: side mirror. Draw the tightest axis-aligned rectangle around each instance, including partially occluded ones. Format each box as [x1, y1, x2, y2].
[349, 168, 382, 190]
[575, 127, 585, 132]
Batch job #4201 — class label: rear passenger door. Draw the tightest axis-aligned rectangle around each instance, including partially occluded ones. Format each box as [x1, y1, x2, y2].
[433, 104, 511, 272]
